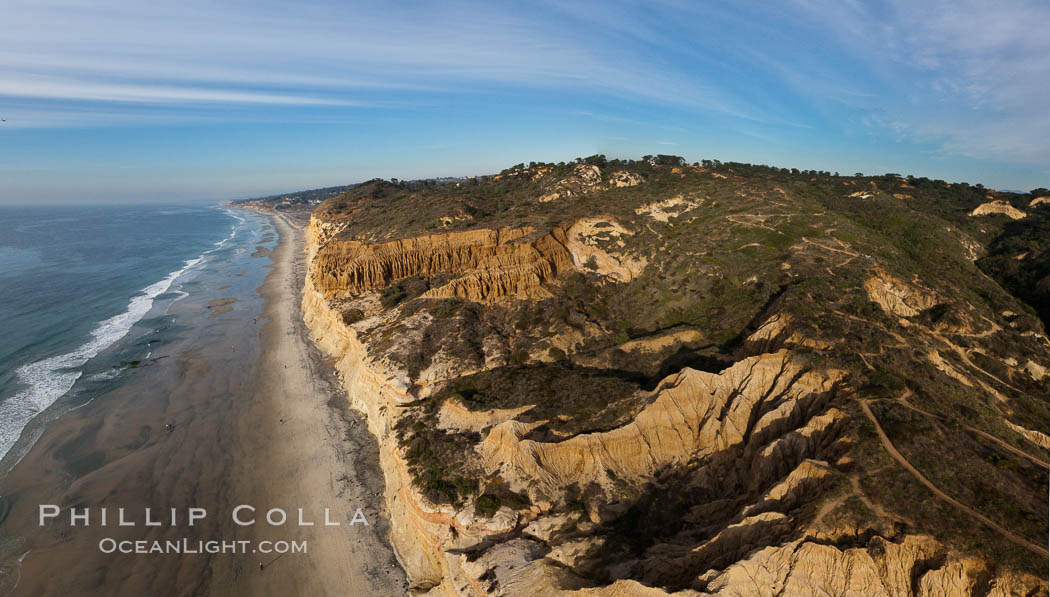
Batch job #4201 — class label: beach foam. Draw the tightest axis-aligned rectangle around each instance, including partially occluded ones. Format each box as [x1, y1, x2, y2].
[0, 254, 207, 462]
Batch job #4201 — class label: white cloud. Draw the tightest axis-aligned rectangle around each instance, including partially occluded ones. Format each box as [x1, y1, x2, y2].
[788, 0, 1050, 164]
[1, 0, 1046, 171]
[0, 75, 356, 105]
[0, 0, 790, 125]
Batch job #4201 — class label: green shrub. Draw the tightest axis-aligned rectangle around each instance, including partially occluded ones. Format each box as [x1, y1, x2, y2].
[341, 308, 365, 325]
[474, 494, 502, 517]
[380, 285, 407, 308]
[868, 366, 906, 392]
[509, 349, 530, 366]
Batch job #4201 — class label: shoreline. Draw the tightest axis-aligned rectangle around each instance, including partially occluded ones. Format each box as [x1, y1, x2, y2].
[209, 211, 405, 595]
[0, 209, 404, 596]
[0, 206, 240, 476]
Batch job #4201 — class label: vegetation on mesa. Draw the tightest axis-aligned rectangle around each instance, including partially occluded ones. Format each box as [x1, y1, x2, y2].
[309, 155, 1050, 587]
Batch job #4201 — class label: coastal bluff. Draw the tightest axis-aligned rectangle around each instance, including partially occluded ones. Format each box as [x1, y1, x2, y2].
[297, 161, 1050, 596]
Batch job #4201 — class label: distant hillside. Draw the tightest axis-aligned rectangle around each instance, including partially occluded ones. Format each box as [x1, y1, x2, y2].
[230, 177, 471, 214]
[230, 184, 355, 212]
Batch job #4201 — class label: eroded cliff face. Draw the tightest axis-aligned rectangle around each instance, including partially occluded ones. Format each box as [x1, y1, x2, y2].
[300, 167, 1049, 596]
[480, 351, 843, 496]
[311, 226, 574, 302]
[303, 277, 452, 591]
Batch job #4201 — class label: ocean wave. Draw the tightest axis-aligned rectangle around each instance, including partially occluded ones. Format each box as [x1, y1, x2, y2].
[203, 209, 242, 254]
[0, 253, 205, 462]
[88, 368, 123, 382]
[168, 211, 242, 305]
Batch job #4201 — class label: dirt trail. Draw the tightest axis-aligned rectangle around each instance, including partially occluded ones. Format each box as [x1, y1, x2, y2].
[799, 236, 858, 257]
[893, 391, 1049, 470]
[859, 400, 1048, 558]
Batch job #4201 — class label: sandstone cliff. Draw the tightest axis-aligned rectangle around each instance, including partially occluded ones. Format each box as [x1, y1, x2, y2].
[300, 161, 1049, 596]
[311, 226, 573, 302]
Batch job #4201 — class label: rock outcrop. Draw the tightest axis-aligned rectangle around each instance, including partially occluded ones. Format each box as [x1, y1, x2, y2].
[970, 200, 1026, 219]
[746, 313, 830, 350]
[564, 217, 647, 282]
[609, 171, 643, 188]
[635, 195, 702, 222]
[615, 329, 703, 354]
[1005, 420, 1050, 451]
[538, 165, 646, 201]
[864, 269, 940, 317]
[539, 164, 604, 202]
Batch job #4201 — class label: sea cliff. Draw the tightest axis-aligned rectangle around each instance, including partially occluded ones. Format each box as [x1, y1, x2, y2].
[304, 219, 488, 594]
[299, 162, 1050, 596]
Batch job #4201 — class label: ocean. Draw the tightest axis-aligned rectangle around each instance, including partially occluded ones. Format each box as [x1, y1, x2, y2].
[0, 203, 251, 469]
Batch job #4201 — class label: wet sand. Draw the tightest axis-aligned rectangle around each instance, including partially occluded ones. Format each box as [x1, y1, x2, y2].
[0, 213, 405, 596]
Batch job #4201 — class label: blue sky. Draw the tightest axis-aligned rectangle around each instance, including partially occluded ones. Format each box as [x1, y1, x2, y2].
[1, 0, 1048, 203]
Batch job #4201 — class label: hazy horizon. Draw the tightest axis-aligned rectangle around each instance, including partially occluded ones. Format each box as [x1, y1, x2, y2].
[2, 0, 1048, 204]
[1, 161, 1043, 208]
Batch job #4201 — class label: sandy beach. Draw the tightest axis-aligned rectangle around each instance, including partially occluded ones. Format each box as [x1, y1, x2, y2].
[0, 212, 405, 596]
